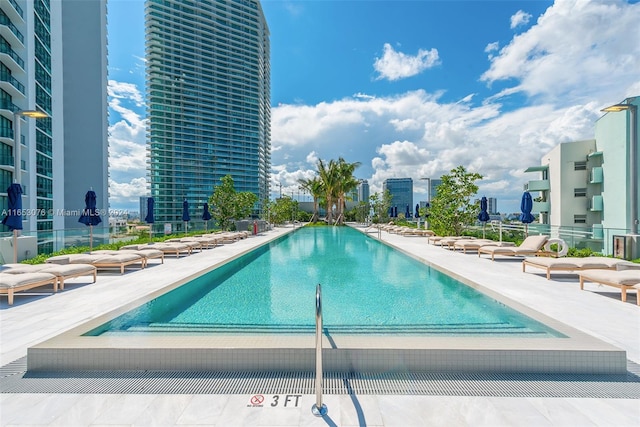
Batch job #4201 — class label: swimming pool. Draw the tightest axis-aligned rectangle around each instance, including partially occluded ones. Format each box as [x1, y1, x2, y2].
[27, 226, 627, 374]
[88, 226, 561, 337]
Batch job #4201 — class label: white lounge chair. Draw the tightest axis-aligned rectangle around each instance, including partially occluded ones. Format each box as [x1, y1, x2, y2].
[3, 263, 97, 290]
[522, 256, 639, 280]
[579, 269, 640, 304]
[0, 272, 58, 305]
[478, 235, 549, 260]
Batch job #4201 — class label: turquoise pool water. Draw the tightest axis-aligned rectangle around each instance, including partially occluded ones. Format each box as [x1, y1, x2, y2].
[89, 227, 562, 337]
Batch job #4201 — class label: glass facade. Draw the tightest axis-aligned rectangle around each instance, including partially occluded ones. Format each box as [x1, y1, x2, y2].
[145, 0, 271, 226]
[383, 178, 413, 216]
[33, 0, 54, 250]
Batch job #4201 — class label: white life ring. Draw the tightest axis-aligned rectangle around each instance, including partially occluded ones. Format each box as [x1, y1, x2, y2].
[544, 238, 569, 257]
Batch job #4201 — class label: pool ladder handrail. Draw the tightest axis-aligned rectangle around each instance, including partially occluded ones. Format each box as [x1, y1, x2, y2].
[311, 283, 328, 417]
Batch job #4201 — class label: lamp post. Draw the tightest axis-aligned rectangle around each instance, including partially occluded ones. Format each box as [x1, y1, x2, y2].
[601, 99, 638, 236]
[10, 110, 48, 263]
[13, 110, 49, 185]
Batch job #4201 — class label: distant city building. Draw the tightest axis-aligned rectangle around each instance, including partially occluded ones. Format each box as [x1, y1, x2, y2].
[357, 179, 370, 204]
[0, 0, 109, 256]
[383, 178, 413, 216]
[140, 197, 149, 222]
[145, 0, 271, 228]
[429, 179, 442, 202]
[487, 197, 498, 214]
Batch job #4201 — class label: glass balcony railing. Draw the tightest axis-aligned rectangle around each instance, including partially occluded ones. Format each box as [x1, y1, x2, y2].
[527, 179, 550, 191]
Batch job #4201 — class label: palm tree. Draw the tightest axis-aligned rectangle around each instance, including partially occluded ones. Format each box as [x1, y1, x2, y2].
[317, 159, 339, 224]
[297, 176, 324, 222]
[333, 157, 361, 225]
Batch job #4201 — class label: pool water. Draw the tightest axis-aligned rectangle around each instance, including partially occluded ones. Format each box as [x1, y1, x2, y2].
[89, 227, 562, 337]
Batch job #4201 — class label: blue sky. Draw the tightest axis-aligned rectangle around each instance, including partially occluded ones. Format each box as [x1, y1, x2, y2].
[107, 0, 640, 214]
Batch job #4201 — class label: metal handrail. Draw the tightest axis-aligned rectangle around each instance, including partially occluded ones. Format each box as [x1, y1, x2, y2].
[311, 284, 328, 416]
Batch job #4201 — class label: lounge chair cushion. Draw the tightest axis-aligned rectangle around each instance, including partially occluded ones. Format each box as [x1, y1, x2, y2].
[0, 272, 57, 288]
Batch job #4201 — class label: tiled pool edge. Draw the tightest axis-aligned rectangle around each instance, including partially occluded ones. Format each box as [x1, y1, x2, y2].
[27, 345, 627, 374]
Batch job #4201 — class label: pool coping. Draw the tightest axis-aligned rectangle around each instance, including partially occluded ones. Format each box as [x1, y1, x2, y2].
[27, 226, 628, 375]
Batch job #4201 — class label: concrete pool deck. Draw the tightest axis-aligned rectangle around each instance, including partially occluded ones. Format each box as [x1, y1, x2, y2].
[1, 224, 639, 426]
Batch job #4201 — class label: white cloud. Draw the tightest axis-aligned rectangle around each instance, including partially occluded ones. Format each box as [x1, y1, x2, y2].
[373, 43, 440, 81]
[108, 177, 148, 206]
[481, 0, 640, 103]
[510, 10, 532, 29]
[108, 80, 144, 107]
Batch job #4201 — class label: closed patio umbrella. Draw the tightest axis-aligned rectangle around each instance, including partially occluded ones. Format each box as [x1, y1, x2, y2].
[145, 197, 155, 240]
[519, 192, 535, 237]
[2, 183, 23, 263]
[202, 202, 211, 231]
[78, 190, 102, 250]
[182, 199, 190, 234]
[405, 204, 411, 219]
[478, 196, 490, 238]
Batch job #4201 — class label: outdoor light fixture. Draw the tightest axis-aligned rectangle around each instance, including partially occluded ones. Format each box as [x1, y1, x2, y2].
[13, 109, 49, 185]
[601, 99, 638, 235]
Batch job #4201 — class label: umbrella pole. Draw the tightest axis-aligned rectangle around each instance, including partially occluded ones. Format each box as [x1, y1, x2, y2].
[205, 220, 208, 232]
[184, 221, 188, 235]
[89, 225, 93, 251]
[12, 230, 17, 263]
[482, 223, 486, 239]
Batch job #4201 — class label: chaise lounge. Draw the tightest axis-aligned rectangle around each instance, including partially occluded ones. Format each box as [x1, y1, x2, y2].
[0, 272, 58, 305]
[522, 256, 639, 280]
[453, 239, 515, 253]
[46, 253, 145, 274]
[2, 263, 97, 290]
[579, 269, 640, 304]
[478, 235, 549, 261]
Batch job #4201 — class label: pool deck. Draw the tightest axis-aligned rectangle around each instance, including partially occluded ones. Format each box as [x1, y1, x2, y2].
[1, 224, 639, 426]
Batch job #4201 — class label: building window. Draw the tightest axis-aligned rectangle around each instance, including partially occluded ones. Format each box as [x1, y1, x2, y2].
[574, 214, 587, 224]
[574, 161, 587, 171]
[574, 188, 587, 197]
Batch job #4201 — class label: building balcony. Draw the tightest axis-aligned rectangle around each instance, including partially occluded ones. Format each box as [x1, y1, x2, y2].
[589, 195, 603, 212]
[532, 201, 550, 212]
[0, 44, 25, 72]
[0, 14, 25, 46]
[527, 179, 550, 192]
[589, 166, 603, 184]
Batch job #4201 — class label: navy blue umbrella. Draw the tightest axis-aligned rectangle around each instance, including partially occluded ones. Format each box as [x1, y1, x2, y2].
[78, 190, 102, 250]
[2, 183, 23, 231]
[405, 204, 410, 219]
[478, 196, 490, 238]
[182, 199, 190, 234]
[202, 202, 211, 231]
[2, 183, 23, 263]
[415, 203, 420, 218]
[519, 192, 535, 236]
[145, 197, 155, 224]
[79, 190, 102, 226]
[145, 197, 154, 240]
[393, 206, 398, 218]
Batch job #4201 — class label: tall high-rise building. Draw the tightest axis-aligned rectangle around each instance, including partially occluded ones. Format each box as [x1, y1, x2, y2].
[383, 178, 413, 216]
[357, 179, 369, 204]
[0, 0, 109, 257]
[145, 0, 271, 228]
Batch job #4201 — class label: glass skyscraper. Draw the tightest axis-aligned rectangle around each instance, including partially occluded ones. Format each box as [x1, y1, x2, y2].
[383, 178, 413, 216]
[145, 0, 271, 228]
